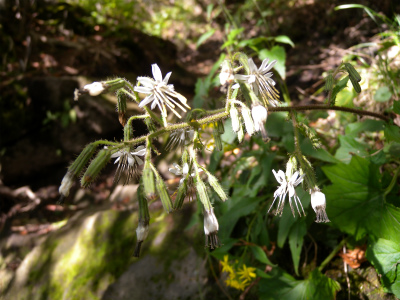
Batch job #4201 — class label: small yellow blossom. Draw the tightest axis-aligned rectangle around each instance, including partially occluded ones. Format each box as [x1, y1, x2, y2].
[237, 265, 257, 283]
[220, 255, 234, 274]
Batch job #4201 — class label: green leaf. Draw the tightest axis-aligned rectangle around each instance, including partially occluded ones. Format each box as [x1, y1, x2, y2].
[374, 86, 392, 102]
[259, 45, 286, 79]
[393, 100, 400, 114]
[273, 35, 295, 47]
[384, 124, 400, 143]
[259, 268, 340, 300]
[196, 29, 216, 48]
[334, 135, 368, 163]
[289, 220, 307, 275]
[250, 246, 275, 266]
[322, 156, 400, 240]
[345, 119, 385, 136]
[367, 238, 400, 298]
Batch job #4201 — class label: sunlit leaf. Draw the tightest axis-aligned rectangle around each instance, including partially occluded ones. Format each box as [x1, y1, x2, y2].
[196, 29, 215, 48]
[259, 46, 286, 79]
[322, 156, 400, 240]
[374, 86, 392, 102]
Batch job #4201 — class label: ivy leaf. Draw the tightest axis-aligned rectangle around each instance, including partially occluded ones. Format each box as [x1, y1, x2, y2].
[334, 135, 368, 163]
[367, 238, 400, 298]
[322, 155, 400, 240]
[259, 268, 340, 300]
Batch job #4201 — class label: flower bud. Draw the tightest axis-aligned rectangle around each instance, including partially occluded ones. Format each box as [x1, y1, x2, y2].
[219, 60, 234, 86]
[155, 177, 173, 213]
[252, 104, 269, 142]
[241, 105, 255, 135]
[124, 122, 134, 141]
[310, 189, 330, 223]
[195, 179, 212, 212]
[143, 162, 157, 200]
[238, 122, 244, 143]
[81, 149, 111, 188]
[324, 74, 334, 92]
[204, 208, 220, 249]
[229, 104, 240, 132]
[58, 172, 74, 204]
[206, 172, 227, 202]
[83, 82, 106, 96]
[117, 90, 127, 126]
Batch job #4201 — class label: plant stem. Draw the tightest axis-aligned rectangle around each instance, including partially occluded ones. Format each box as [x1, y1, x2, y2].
[318, 238, 347, 272]
[270, 105, 391, 122]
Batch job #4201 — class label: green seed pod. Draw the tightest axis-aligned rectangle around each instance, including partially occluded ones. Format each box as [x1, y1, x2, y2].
[195, 179, 212, 212]
[206, 173, 228, 202]
[230, 104, 240, 132]
[349, 75, 362, 93]
[324, 74, 334, 92]
[117, 89, 127, 126]
[344, 63, 361, 82]
[173, 179, 188, 210]
[143, 162, 157, 200]
[241, 105, 255, 135]
[124, 122, 134, 141]
[69, 143, 98, 178]
[213, 126, 222, 151]
[137, 183, 150, 223]
[155, 177, 173, 213]
[81, 149, 111, 188]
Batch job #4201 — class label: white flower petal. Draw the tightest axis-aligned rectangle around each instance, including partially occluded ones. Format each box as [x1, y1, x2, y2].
[139, 95, 154, 108]
[182, 163, 189, 175]
[163, 72, 172, 84]
[135, 156, 144, 166]
[152, 64, 163, 82]
[248, 58, 257, 72]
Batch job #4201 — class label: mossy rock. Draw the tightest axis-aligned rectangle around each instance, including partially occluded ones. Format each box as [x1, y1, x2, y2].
[2, 204, 207, 300]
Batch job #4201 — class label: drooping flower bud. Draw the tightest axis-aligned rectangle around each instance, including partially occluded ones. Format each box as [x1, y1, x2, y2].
[58, 172, 74, 204]
[134, 184, 150, 257]
[251, 104, 269, 142]
[83, 82, 106, 96]
[205, 171, 228, 202]
[310, 189, 330, 223]
[229, 104, 240, 132]
[219, 60, 234, 86]
[241, 105, 255, 136]
[204, 208, 220, 249]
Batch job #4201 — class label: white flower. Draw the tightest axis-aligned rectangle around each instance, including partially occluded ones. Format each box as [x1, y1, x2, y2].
[251, 104, 269, 141]
[310, 190, 330, 223]
[169, 162, 197, 184]
[219, 60, 234, 86]
[109, 145, 146, 184]
[268, 169, 306, 217]
[136, 221, 149, 242]
[204, 208, 220, 249]
[166, 128, 195, 150]
[134, 64, 190, 118]
[234, 58, 279, 102]
[83, 82, 106, 96]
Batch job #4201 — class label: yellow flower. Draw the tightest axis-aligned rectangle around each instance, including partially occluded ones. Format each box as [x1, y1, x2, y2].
[237, 264, 257, 283]
[220, 255, 234, 274]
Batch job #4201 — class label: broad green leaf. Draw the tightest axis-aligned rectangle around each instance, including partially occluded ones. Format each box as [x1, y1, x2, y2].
[218, 195, 263, 238]
[384, 124, 400, 143]
[374, 86, 392, 102]
[322, 156, 400, 240]
[220, 119, 237, 144]
[210, 238, 239, 260]
[259, 45, 286, 79]
[367, 238, 400, 298]
[273, 35, 295, 47]
[259, 268, 340, 300]
[334, 135, 368, 163]
[345, 119, 385, 136]
[289, 220, 307, 275]
[301, 139, 341, 163]
[250, 246, 275, 266]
